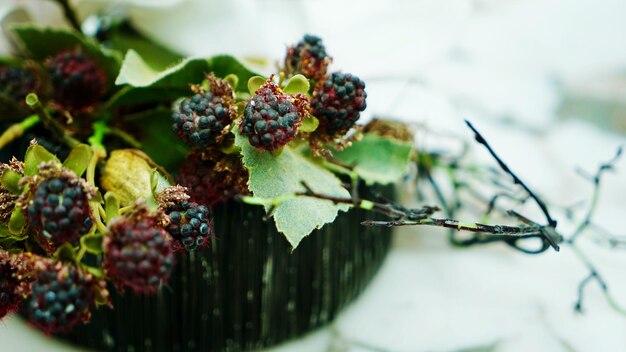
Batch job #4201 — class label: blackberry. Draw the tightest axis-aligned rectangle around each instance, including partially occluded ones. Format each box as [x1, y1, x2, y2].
[177, 152, 248, 206]
[285, 34, 332, 81]
[240, 81, 306, 151]
[171, 91, 234, 148]
[104, 214, 174, 294]
[27, 261, 96, 334]
[0, 251, 24, 319]
[166, 200, 213, 251]
[312, 72, 367, 137]
[0, 66, 38, 103]
[46, 50, 106, 111]
[27, 169, 94, 254]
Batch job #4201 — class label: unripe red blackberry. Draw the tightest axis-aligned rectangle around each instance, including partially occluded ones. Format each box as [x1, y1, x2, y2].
[177, 152, 248, 206]
[285, 34, 332, 81]
[166, 200, 212, 251]
[0, 66, 38, 103]
[46, 50, 106, 111]
[26, 168, 94, 254]
[172, 91, 234, 148]
[312, 72, 367, 136]
[104, 213, 174, 294]
[27, 261, 96, 334]
[240, 81, 306, 151]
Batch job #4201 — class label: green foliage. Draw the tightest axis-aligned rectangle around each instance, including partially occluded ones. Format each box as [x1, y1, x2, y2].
[283, 74, 310, 95]
[80, 233, 103, 255]
[247, 76, 266, 95]
[300, 115, 319, 133]
[24, 144, 60, 176]
[0, 169, 22, 194]
[63, 144, 93, 177]
[10, 25, 122, 86]
[112, 51, 259, 106]
[104, 192, 120, 221]
[54, 242, 77, 263]
[332, 134, 413, 185]
[235, 132, 349, 249]
[8, 207, 25, 235]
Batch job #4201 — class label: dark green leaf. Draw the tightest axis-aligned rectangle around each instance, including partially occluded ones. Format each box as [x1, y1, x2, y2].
[80, 233, 103, 255]
[63, 144, 93, 176]
[10, 25, 122, 87]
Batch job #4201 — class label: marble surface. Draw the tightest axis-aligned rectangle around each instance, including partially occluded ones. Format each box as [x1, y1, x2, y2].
[1, 0, 626, 351]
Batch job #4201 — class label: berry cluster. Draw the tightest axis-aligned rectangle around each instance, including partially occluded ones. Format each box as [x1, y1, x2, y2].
[0, 252, 24, 319]
[166, 200, 212, 251]
[104, 213, 174, 294]
[46, 50, 106, 111]
[27, 169, 94, 253]
[312, 72, 367, 137]
[172, 92, 234, 149]
[240, 81, 303, 151]
[0, 66, 38, 102]
[27, 260, 97, 334]
[285, 34, 331, 81]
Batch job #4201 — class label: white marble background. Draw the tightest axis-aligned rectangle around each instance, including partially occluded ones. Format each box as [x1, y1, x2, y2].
[1, 0, 626, 351]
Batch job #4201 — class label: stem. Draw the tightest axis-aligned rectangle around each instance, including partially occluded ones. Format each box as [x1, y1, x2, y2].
[86, 120, 108, 233]
[26, 93, 80, 148]
[108, 127, 142, 148]
[51, 0, 82, 32]
[0, 114, 40, 150]
[362, 218, 543, 235]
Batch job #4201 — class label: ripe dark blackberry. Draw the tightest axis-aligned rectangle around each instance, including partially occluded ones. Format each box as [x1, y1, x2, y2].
[0, 66, 38, 103]
[285, 34, 332, 81]
[312, 72, 367, 136]
[27, 261, 96, 334]
[171, 91, 234, 148]
[46, 50, 106, 111]
[27, 169, 94, 254]
[177, 152, 248, 206]
[104, 214, 174, 294]
[240, 81, 305, 151]
[166, 200, 213, 251]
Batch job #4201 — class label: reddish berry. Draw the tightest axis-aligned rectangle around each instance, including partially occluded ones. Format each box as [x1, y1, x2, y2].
[46, 50, 106, 111]
[104, 215, 174, 294]
[312, 72, 367, 136]
[0, 252, 25, 319]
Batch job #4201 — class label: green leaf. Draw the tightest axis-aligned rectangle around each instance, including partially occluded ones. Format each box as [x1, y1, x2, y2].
[300, 115, 319, 133]
[209, 55, 261, 93]
[0, 224, 11, 237]
[104, 28, 183, 71]
[104, 192, 120, 221]
[54, 242, 77, 263]
[332, 134, 413, 185]
[63, 144, 93, 177]
[10, 25, 122, 87]
[235, 132, 350, 249]
[150, 170, 171, 196]
[247, 76, 266, 95]
[224, 74, 239, 91]
[127, 108, 189, 170]
[80, 233, 103, 255]
[283, 74, 310, 95]
[1, 169, 22, 194]
[8, 208, 25, 235]
[24, 144, 60, 176]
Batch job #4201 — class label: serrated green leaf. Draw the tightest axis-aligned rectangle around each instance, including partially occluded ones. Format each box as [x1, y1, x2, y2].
[10, 25, 122, 87]
[247, 76, 266, 95]
[24, 144, 60, 176]
[283, 74, 310, 95]
[80, 233, 103, 255]
[63, 144, 93, 177]
[1, 169, 22, 194]
[235, 132, 349, 249]
[54, 242, 77, 263]
[8, 208, 25, 235]
[332, 134, 413, 185]
[300, 115, 319, 133]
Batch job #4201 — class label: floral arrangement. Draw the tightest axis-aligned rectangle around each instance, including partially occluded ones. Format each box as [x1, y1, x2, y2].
[0, 16, 413, 336]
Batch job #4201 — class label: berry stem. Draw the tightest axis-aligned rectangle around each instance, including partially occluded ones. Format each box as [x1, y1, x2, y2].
[86, 124, 108, 233]
[0, 114, 40, 150]
[25, 93, 80, 148]
[52, 0, 82, 32]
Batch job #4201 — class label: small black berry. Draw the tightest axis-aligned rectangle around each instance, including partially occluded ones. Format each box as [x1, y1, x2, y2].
[312, 72, 367, 137]
[285, 34, 332, 81]
[172, 92, 234, 148]
[166, 200, 213, 251]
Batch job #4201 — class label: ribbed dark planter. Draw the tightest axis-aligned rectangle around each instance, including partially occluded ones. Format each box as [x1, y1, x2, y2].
[55, 189, 393, 351]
